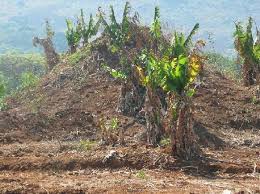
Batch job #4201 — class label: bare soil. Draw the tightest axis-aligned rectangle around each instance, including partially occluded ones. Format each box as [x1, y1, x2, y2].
[0, 63, 260, 193]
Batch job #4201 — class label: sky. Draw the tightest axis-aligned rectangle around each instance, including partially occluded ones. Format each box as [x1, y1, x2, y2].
[0, 0, 259, 54]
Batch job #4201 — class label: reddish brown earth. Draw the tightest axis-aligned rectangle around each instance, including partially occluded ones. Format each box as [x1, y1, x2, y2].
[0, 61, 260, 193]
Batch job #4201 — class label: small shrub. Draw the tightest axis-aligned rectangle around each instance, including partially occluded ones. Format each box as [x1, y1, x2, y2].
[99, 117, 121, 145]
[78, 140, 96, 151]
[136, 170, 147, 179]
[102, 64, 127, 80]
[0, 74, 7, 110]
[0, 73, 6, 98]
[67, 46, 91, 65]
[206, 52, 241, 80]
[251, 96, 260, 104]
[109, 117, 119, 130]
[0, 98, 7, 111]
[20, 72, 39, 89]
[160, 137, 171, 147]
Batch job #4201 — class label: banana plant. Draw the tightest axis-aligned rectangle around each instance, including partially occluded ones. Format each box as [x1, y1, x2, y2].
[150, 6, 162, 54]
[79, 9, 101, 46]
[99, 2, 143, 116]
[65, 19, 81, 53]
[234, 17, 260, 86]
[136, 23, 204, 159]
[168, 23, 199, 60]
[135, 51, 165, 146]
[99, 1, 131, 52]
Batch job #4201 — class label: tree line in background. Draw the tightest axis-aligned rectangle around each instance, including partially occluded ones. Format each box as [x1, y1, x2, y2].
[0, 51, 45, 109]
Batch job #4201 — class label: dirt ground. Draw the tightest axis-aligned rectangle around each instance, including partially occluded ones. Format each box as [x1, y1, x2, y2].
[0, 141, 260, 193]
[0, 63, 260, 193]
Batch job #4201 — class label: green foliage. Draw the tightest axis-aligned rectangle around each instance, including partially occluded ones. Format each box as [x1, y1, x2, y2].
[137, 24, 201, 95]
[20, 72, 39, 89]
[0, 51, 45, 93]
[234, 17, 259, 66]
[0, 73, 6, 98]
[65, 19, 81, 53]
[168, 23, 199, 59]
[67, 46, 91, 66]
[0, 73, 7, 110]
[99, 2, 131, 50]
[78, 140, 96, 151]
[160, 137, 171, 147]
[136, 170, 147, 180]
[109, 117, 119, 130]
[206, 52, 241, 79]
[102, 64, 127, 80]
[104, 117, 120, 131]
[150, 6, 161, 40]
[79, 9, 101, 45]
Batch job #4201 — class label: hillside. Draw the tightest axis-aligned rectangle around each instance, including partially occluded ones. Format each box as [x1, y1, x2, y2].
[0, 37, 259, 193]
[0, 0, 260, 54]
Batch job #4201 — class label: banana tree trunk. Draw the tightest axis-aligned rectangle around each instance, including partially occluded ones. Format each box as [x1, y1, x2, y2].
[254, 64, 260, 85]
[145, 87, 164, 146]
[117, 79, 145, 117]
[70, 44, 77, 54]
[171, 95, 199, 160]
[117, 80, 131, 115]
[243, 59, 255, 86]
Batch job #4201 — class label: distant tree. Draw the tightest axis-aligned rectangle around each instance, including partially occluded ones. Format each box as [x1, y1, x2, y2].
[33, 20, 60, 71]
[20, 72, 39, 89]
[0, 51, 45, 93]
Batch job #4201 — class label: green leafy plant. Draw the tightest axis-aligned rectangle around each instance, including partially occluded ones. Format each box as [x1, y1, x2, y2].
[79, 9, 101, 46]
[65, 19, 81, 53]
[102, 64, 127, 80]
[135, 50, 165, 145]
[150, 6, 162, 53]
[0, 73, 6, 98]
[0, 74, 7, 110]
[0, 51, 45, 93]
[234, 17, 260, 86]
[136, 23, 204, 159]
[99, 1, 131, 51]
[100, 2, 142, 116]
[78, 140, 96, 151]
[168, 23, 199, 60]
[20, 72, 39, 89]
[110, 117, 119, 130]
[136, 170, 147, 180]
[160, 137, 171, 147]
[206, 52, 241, 80]
[150, 7, 161, 41]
